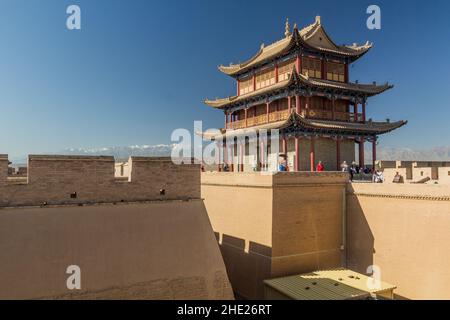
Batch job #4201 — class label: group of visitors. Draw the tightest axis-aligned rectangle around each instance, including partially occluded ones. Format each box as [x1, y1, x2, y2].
[372, 169, 384, 183]
[340, 160, 384, 182]
[216, 158, 385, 183]
[216, 157, 384, 183]
[278, 158, 325, 172]
[340, 161, 371, 174]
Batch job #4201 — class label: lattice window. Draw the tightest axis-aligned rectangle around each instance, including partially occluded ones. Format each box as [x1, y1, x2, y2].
[301, 57, 322, 79]
[239, 77, 254, 95]
[256, 69, 275, 90]
[310, 97, 324, 109]
[277, 98, 288, 110]
[278, 60, 295, 82]
[326, 62, 345, 82]
[334, 100, 348, 112]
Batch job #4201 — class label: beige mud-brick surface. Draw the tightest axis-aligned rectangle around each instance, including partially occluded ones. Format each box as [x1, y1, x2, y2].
[347, 183, 450, 299]
[0, 155, 200, 207]
[202, 171, 348, 299]
[0, 200, 233, 300]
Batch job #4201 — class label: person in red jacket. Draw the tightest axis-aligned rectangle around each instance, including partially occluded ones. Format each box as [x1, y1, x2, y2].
[316, 161, 324, 172]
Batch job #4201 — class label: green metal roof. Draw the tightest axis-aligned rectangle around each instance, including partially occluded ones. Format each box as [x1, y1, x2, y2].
[264, 268, 396, 300]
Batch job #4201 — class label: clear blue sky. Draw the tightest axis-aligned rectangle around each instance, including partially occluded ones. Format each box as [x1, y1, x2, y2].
[0, 0, 449, 159]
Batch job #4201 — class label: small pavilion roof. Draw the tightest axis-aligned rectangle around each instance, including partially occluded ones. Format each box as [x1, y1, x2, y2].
[204, 70, 392, 109]
[219, 16, 372, 77]
[263, 268, 396, 300]
[200, 112, 407, 140]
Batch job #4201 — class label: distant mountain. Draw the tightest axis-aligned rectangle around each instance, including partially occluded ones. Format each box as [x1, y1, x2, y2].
[65, 144, 450, 162]
[8, 144, 450, 165]
[61, 144, 175, 161]
[374, 146, 450, 161]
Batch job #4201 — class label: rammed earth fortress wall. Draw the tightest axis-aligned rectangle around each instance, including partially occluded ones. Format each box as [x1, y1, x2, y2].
[0, 155, 233, 299]
[0, 155, 200, 207]
[0, 200, 234, 300]
[202, 171, 349, 299]
[347, 183, 450, 299]
[202, 172, 450, 299]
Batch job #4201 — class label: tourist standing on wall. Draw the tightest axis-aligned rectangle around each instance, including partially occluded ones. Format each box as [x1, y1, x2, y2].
[316, 161, 324, 172]
[341, 161, 349, 172]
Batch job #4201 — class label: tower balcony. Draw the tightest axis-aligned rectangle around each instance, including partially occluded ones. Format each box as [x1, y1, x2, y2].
[303, 110, 363, 122]
[225, 109, 364, 130]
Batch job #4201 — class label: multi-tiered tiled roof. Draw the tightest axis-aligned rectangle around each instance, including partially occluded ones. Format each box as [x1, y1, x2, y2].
[202, 112, 406, 139]
[205, 69, 392, 109]
[218, 16, 372, 77]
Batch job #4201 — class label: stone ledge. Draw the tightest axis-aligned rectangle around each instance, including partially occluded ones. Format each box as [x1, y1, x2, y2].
[28, 155, 115, 161]
[350, 192, 450, 201]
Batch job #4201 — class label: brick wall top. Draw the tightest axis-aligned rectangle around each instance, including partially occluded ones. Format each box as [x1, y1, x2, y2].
[0, 154, 200, 207]
[201, 171, 348, 188]
[28, 155, 114, 162]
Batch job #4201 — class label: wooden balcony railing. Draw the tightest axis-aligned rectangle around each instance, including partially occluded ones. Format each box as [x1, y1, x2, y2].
[269, 109, 290, 122]
[226, 109, 363, 130]
[305, 110, 363, 122]
[227, 119, 245, 130]
[226, 110, 290, 130]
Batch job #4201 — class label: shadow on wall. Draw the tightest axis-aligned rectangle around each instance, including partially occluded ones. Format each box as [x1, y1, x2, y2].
[214, 232, 271, 300]
[0, 200, 234, 300]
[345, 184, 374, 277]
[346, 184, 414, 300]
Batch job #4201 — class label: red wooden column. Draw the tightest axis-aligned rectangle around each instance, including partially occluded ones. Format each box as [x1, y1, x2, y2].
[244, 108, 248, 127]
[223, 142, 227, 170]
[295, 95, 301, 114]
[294, 136, 300, 171]
[266, 102, 270, 123]
[237, 80, 240, 96]
[336, 138, 341, 171]
[239, 143, 244, 172]
[275, 63, 279, 83]
[353, 102, 358, 122]
[310, 137, 316, 172]
[361, 101, 366, 123]
[296, 55, 301, 73]
[260, 139, 265, 171]
[282, 136, 287, 154]
[344, 63, 349, 83]
[331, 99, 335, 120]
[224, 112, 228, 129]
[321, 59, 325, 79]
[288, 96, 292, 114]
[229, 144, 234, 172]
[372, 138, 377, 170]
[253, 74, 256, 91]
[216, 142, 222, 172]
[359, 138, 365, 168]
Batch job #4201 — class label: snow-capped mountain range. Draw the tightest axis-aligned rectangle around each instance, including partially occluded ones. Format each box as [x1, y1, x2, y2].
[62, 144, 176, 161]
[9, 144, 450, 165]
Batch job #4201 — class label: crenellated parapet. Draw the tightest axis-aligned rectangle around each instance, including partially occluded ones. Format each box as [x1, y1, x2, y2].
[0, 154, 8, 181]
[0, 155, 200, 207]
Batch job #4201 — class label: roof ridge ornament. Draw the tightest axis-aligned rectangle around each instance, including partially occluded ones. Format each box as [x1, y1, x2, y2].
[315, 15, 321, 24]
[285, 18, 291, 38]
